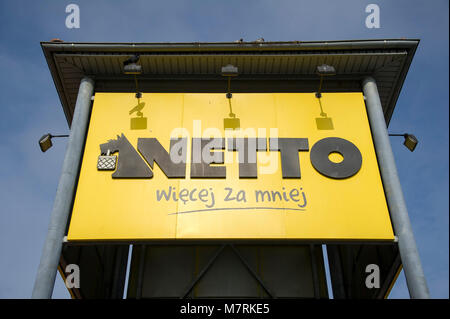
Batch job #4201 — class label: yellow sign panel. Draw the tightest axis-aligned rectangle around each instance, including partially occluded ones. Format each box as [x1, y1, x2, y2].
[67, 93, 394, 241]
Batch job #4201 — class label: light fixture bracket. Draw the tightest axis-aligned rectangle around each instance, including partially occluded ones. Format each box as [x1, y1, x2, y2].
[38, 133, 69, 152]
[389, 133, 418, 152]
[315, 64, 336, 98]
[123, 63, 142, 75]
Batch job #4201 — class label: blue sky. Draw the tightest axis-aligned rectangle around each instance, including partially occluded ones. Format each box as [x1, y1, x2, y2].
[0, 0, 448, 299]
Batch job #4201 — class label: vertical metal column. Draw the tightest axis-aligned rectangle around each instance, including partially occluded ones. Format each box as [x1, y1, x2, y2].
[362, 76, 430, 299]
[32, 77, 95, 299]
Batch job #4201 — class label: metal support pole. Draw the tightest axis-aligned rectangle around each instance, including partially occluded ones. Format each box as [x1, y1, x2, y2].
[32, 77, 94, 299]
[181, 245, 226, 299]
[362, 76, 430, 299]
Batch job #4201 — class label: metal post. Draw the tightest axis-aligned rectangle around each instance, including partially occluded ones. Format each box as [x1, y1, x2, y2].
[32, 77, 94, 299]
[362, 76, 430, 299]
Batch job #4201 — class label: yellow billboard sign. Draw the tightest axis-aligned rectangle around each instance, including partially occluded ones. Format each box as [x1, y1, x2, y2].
[67, 92, 394, 241]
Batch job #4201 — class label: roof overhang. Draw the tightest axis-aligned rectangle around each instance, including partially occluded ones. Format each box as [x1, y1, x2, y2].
[41, 39, 419, 127]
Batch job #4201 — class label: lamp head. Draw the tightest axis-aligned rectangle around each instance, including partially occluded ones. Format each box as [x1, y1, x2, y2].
[39, 134, 53, 152]
[123, 55, 142, 74]
[221, 64, 239, 77]
[123, 63, 142, 75]
[403, 134, 418, 152]
[316, 64, 336, 76]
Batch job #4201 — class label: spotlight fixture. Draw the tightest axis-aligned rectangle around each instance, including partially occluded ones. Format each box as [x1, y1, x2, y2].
[316, 64, 336, 76]
[221, 64, 240, 129]
[221, 64, 238, 99]
[38, 133, 69, 152]
[315, 64, 336, 98]
[124, 63, 142, 75]
[221, 63, 239, 98]
[221, 64, 239, 77]
[123, 55, 143, 99]
[123, 54, 142, 75]
[389, 133, 418, 152]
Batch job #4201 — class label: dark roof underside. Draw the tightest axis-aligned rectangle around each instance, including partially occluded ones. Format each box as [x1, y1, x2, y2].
[41, 39, 419, 126]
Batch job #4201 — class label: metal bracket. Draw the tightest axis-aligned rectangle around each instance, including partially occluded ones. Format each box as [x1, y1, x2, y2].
[181, 245, 226, 298]
[229, 244, 275, 298]
[181, 244, 275, 299]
